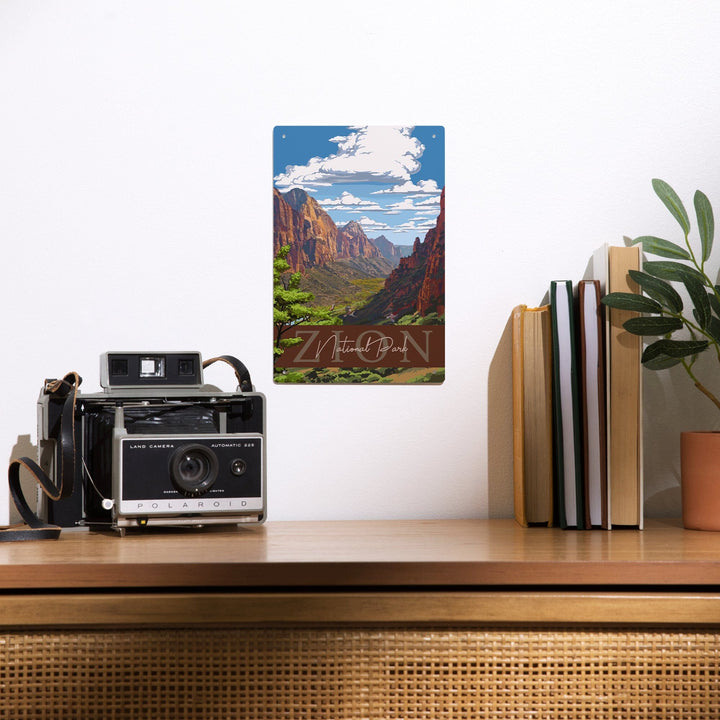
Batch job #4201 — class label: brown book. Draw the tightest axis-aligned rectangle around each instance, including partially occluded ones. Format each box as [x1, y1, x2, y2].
[512, 304, 554, 526]
[594, 245, 643, 528]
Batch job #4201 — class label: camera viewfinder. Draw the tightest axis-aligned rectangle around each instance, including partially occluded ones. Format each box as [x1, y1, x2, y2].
[139, 356, 166, 378]
[178, 358, 195, 376]
[110, 358, 129, 377]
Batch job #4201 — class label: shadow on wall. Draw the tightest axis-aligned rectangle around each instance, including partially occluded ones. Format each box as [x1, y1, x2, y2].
[642, 354, 720, 517]
[486, 296, 720, 522]
[487, 314, 514, 519]
[8, 434, 38, 525]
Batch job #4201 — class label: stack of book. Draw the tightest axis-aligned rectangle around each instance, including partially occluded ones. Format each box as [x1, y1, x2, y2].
[512, 244, 643, 529]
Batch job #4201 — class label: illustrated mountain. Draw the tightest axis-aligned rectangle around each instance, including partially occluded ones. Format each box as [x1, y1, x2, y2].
[274, 188, 388, 272]
[273, 186, 444, 324]
[372, 235, 413, 267]
[347, 188, 445, 324]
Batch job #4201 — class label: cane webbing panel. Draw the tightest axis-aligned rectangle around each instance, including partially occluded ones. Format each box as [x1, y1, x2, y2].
[0, 626, 718, 719]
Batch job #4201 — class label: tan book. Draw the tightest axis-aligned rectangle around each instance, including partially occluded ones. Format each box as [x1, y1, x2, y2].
[512, 304, 554, 526]
[599, 245, 644, 528]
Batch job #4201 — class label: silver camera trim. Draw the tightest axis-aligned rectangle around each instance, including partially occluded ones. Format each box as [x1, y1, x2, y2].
[112, 432, 265, 522]
[100, 351, 204, 390]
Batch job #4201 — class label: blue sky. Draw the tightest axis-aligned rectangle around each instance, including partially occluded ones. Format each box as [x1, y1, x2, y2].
[273, 126, 444, 247]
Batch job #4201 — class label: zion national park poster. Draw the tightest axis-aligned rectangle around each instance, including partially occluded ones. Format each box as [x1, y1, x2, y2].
[273, 126, 445, 384]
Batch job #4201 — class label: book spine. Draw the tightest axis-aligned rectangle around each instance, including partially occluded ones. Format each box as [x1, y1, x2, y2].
[607, 245, 643, 528]
[550, 281, 585, 529]
[511, 305, 529, 528]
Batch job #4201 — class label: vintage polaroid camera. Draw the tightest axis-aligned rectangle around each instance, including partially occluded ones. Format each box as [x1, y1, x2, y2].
[37, 352, 265, 533]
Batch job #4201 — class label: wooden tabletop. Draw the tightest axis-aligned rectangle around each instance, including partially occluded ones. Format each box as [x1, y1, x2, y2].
[0, 518, 718, 591]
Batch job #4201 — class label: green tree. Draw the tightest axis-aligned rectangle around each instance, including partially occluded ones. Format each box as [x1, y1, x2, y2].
[273, 245, 340, 372]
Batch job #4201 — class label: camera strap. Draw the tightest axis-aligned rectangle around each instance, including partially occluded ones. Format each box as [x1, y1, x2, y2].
[0, 355, 249, 542]
[1, 372, 81, 542]
[202, 355, 253, 392]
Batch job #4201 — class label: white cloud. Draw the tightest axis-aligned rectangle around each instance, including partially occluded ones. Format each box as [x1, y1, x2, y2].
[416, 195, 441, 207]
[282, 184, 320, 194]
[274, 126, 425, 189]
[385, 195, 441, 213]
[318, 191, 383, 212]
[386, 198, 418, 212]
[392, 215, 437, 233]
[356, 215, 392, 232]
[371, 179, 441, 195]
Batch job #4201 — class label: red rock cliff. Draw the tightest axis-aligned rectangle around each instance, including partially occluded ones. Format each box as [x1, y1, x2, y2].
[417, 188, 445, 316]
[336, 220, 381, 260]
[345, 187, 445, 323]
[274, 188, 382, 272]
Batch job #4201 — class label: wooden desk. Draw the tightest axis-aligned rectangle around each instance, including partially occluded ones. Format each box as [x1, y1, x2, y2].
[1, 519, 719, 718]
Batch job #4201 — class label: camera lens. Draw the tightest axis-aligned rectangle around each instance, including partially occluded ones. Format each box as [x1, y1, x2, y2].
[170, 444, 218, 497]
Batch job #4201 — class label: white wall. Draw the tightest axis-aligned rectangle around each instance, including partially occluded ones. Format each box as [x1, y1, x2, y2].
[3, 0, 720, 525]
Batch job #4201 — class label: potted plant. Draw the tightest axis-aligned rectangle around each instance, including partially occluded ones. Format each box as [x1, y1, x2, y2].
[602, 179, 720, 529]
